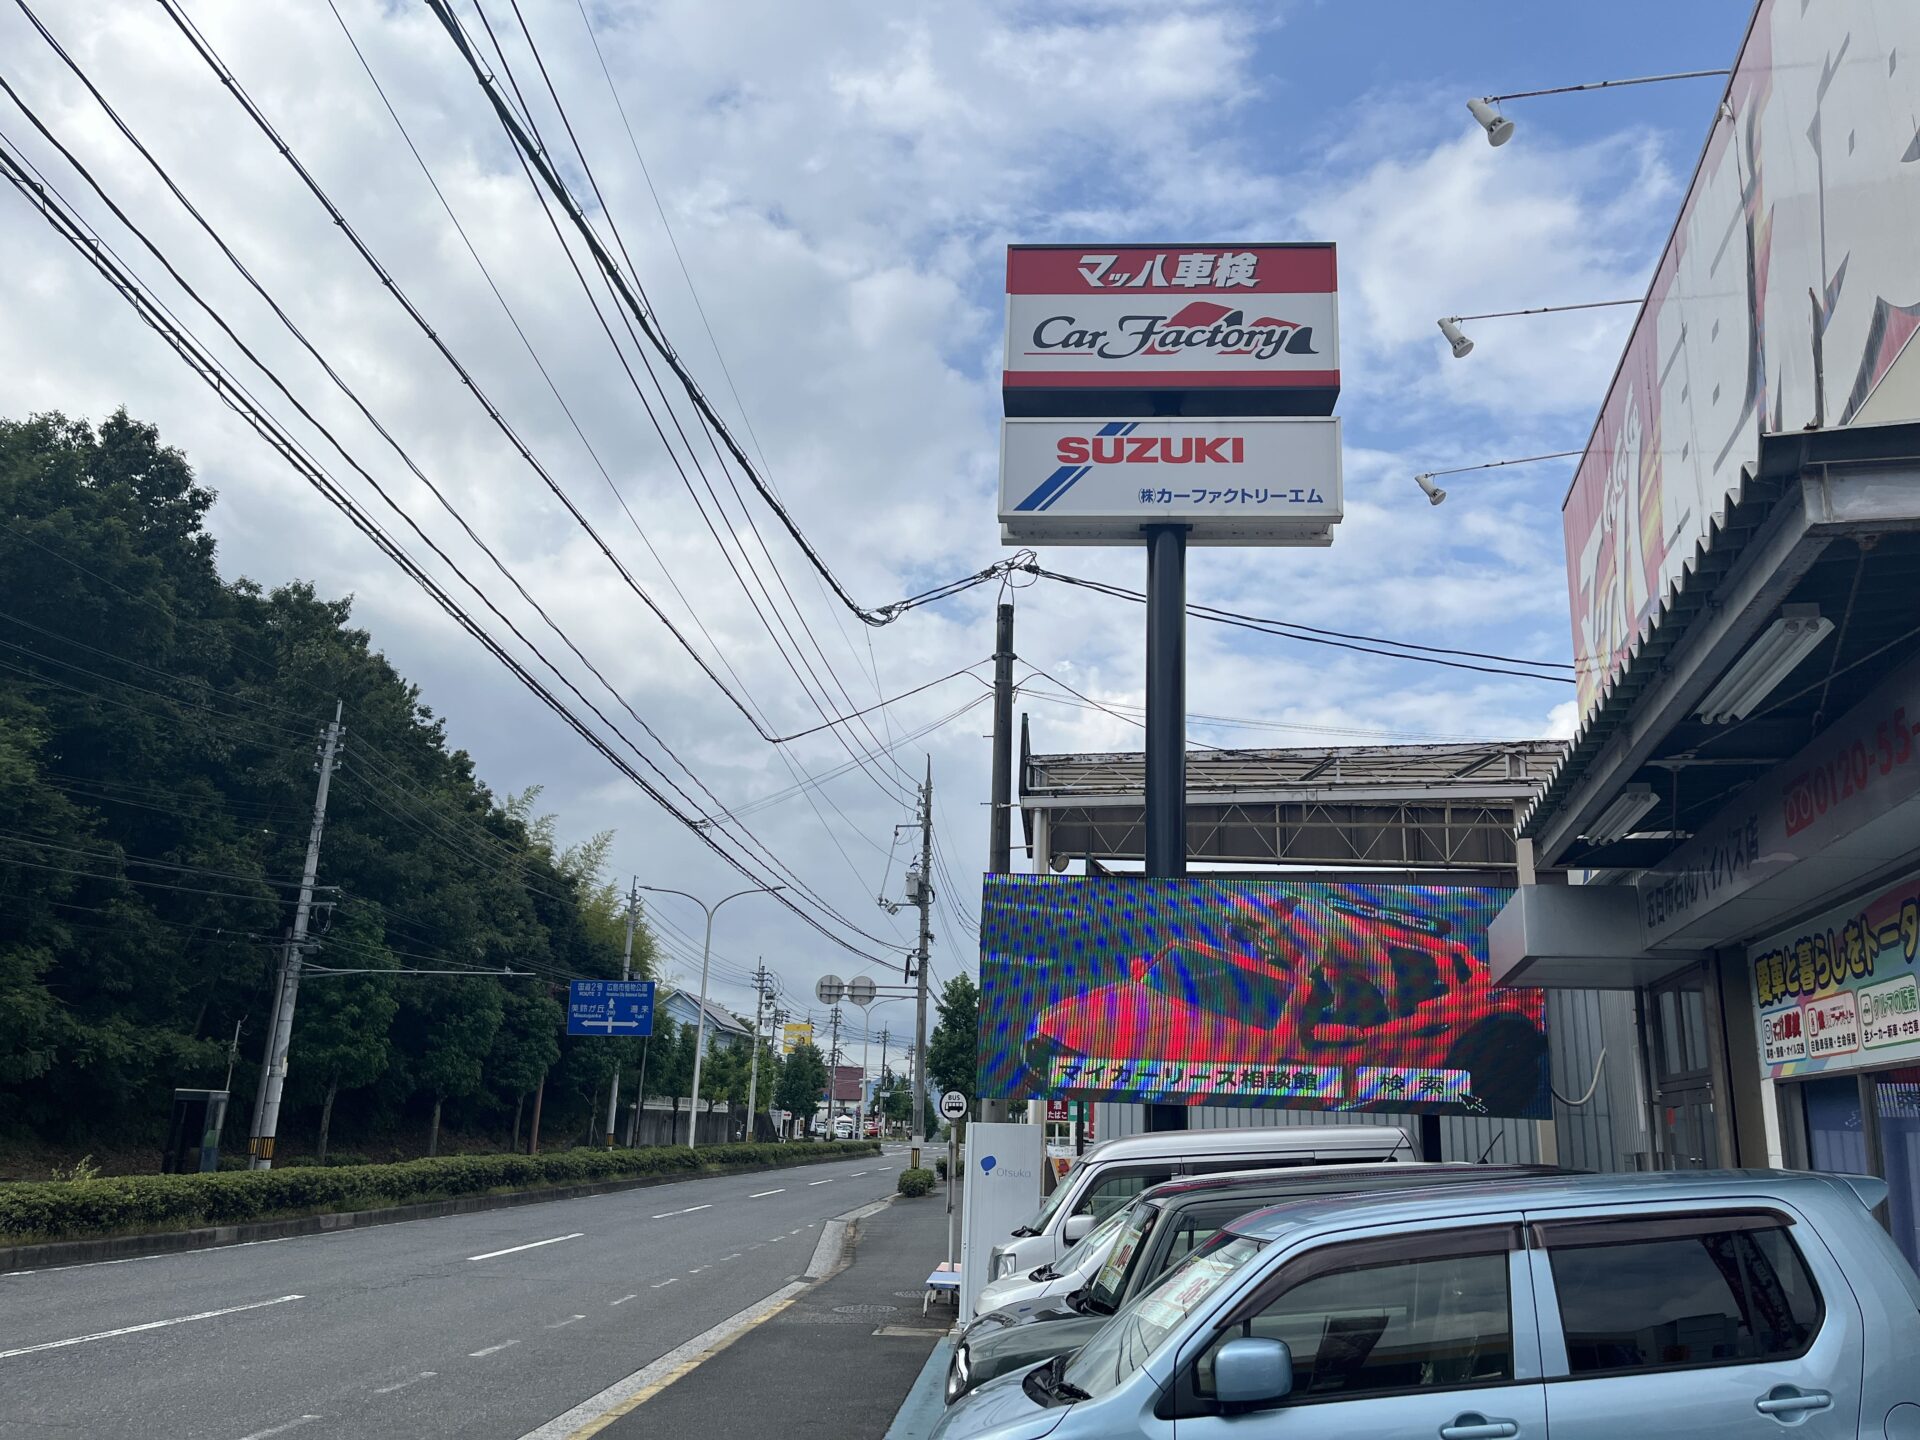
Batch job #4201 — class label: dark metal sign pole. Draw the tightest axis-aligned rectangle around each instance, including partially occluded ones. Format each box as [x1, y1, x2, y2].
[1143, 525, 1188, 879]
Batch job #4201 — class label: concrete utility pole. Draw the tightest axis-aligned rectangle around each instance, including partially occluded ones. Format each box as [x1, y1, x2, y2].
[912, 758, 934, 1160]
[605, 878, 638, 1147]
[746, 959, 770, 1133]
[826, 1004, 843, 1130]
[982, 601, 1016, 1125]
[876, 1026, 890, 1133]
[249, 700, 344, 1169]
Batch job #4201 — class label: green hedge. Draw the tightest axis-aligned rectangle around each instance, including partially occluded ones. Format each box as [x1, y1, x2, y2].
[896, 1167, 934, 1197]
[0, 1141, 881, 1245]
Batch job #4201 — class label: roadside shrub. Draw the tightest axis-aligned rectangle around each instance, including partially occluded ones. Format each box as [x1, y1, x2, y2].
[897, 1167, 934, 1197]
[934, 1156, 949, 1181]
[0, 1139, 881, 1245]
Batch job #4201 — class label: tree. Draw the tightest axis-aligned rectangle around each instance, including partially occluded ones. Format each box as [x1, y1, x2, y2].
[288, 906, 397, 1163]
[775, 1039, 828, 1136]
[927, 974, 981, 1101]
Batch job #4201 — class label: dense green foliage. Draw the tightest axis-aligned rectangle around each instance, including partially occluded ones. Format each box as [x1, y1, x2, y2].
[0, 410, 748, 1160]
[927, 973, 981, 1102]
[895, 1166, 933, 1197]
[0, 1141, 882, 1244]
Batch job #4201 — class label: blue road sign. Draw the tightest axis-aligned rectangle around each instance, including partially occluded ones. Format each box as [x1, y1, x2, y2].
[567, 979, 655, 1037]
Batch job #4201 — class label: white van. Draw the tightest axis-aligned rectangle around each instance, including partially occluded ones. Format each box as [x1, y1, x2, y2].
[986, 1123, 1409, 1279]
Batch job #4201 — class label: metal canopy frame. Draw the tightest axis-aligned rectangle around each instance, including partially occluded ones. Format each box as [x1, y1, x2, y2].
[1021, 738, 1564, 872]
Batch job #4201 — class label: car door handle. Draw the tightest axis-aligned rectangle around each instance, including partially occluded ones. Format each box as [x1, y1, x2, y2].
[1439, 1416, 1519, 1440]
[1756, 1387, 1832, 1417]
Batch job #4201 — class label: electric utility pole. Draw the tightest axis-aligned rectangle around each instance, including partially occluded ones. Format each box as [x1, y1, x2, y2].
[605, 877, 638, 1147]
[826, 1004, 844, 1128]
[746, 959, 771, 1134]
[912, 758, 934, 1158]
[248, 700, 344, 1169]
[982, 601, 1016, 1124]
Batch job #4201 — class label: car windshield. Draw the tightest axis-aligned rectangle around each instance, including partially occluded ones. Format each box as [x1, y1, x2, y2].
[1061, 1230, 1266, 1400]
[1015, 1160, 1081, 1233]
[1057, 1204, 1131, 1274]
[1085, 1199, 1159, 1312]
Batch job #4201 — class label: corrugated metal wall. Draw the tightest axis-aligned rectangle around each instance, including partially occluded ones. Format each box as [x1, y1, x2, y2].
[1090, 988, 1645, 1170]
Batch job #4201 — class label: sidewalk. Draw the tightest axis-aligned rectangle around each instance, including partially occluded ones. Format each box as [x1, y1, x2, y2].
[596, 1184, 956, 1440]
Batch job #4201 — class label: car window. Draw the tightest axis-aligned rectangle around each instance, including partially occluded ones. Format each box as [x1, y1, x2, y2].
[1537, 1211, 1822, 1376]
[1073, 1165, 1176, 1223]
[1196, 1228, 1514, 1403]
[1088, 1200, 1158, 1311]
[1056, 1205, 1131, 1273]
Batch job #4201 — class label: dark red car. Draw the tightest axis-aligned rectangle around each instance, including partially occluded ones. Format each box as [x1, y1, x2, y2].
[1023, 891, 1547, 1113]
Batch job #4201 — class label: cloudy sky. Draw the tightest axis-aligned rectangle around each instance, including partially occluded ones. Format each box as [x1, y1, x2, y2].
[0, 0, 1750, 1032]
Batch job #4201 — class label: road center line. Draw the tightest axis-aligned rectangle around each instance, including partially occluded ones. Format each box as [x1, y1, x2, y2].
[372, 1372, 436, 1396]
[720, 1253, 741, 1262]
[0, 1294, 304, 1361]
[468, 1233, 583, 1262]
[469, 1339, 520, 1358]
[610, 1294, 637, 1306]
[807, 1179, 834, 1186]
[651, 1203, 712, 1218]
[546, 1315, 586, 1329]
[748, 1189, 783, 1198]
[650, 1277, 679, 1289]
[235, 1417, 320, 1440]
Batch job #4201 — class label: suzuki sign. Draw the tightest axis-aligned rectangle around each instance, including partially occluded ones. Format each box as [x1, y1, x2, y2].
[999, 417, 1342, 545]
[1004, 243, 1340, 418]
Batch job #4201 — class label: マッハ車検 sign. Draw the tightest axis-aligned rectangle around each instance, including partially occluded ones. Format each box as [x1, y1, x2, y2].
[998, 416, 1341, 546]
[1003, 244, 1339, 418]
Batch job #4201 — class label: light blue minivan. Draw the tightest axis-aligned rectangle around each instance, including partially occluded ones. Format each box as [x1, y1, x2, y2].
[929, 1170, 1920, 1439]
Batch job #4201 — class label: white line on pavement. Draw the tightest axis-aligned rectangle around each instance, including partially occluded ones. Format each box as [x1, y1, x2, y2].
[689, 1266, 708, 1274]
[467, 1233, 583, 1262]
[650, 1277, 678, 1288]
[807, 1179, 834, 1186]
[235, 1417, 320, 1440]
[650, 1204, 712, 1218]
[850, 1171, 867, 1176]
[545, 1316, 586, 1329]
[468, 1339, 520, 1358]
[0, 1294, 304, 1361]
[748, 1189, 783, 1198]
[720, 1253, 742, 1262]
[610, 1294, 637, 1306]
[372, 1372, 436, 1396]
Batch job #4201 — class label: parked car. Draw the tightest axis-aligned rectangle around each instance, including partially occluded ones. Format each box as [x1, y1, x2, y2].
[990, 1122, 1409, 1279]
[972, 1205, 1134, 1319]
[864, 1119, 881, 1138]
[948, 1160, 1566, 1405]
[930, 1169, 1920, 1440]
[832, 1114, 855, 1139]
[1023, 890, 1548, 1113]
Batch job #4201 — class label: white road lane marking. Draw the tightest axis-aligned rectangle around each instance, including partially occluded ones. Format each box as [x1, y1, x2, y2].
[649, 1278, 679, 1289]
[467, 1233, 583, 1262]
[546, 1315, 586, 1329]
[748, 1189, 783, 1198]
[610, 1294, 638, 1306]
[468, 1339, 520, 1358]
[372, 1372, 436, 1396]
[235, 1417, 320, 1440]
[689, 1266, 708, 1274]
[650, 1204, 712, 1219]
[851, 1171, 868, 1176]
[807, 1179, 834, 1186]
[0, 1294, 304, 1361]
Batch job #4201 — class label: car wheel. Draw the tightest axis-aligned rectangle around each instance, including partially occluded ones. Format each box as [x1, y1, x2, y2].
[1445, 1017, 1548, 1116]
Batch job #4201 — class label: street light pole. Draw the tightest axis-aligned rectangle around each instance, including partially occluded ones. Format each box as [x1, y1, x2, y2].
[638, 882, 782, 1149]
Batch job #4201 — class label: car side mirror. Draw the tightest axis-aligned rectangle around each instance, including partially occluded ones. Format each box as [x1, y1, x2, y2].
[1061, 1213, 1094, 1244]
[1214, 1337, 1292, 1409]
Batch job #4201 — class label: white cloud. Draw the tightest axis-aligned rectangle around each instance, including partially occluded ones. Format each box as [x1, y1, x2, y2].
[0, 0, 1679, 1010]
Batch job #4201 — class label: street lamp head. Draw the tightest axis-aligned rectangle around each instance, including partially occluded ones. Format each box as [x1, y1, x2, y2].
[1438, 317, 1474, 358]
[1467, 96, 1515, 146]
[1413, 473, 1448, 506]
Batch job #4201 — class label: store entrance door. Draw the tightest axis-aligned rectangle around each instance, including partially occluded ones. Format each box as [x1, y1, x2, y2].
[1649, 968, 1720, 1169]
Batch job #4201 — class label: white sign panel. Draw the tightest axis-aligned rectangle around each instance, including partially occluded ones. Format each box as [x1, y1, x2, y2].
[1564, 0, 1920, 721]
[957, 1121, 1046, 1322]
[999, 417, 1341, 546]
[1004, 243, 1339, 417]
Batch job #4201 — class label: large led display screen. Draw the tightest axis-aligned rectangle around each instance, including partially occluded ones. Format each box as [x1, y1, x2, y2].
[979, 875, 1547, 1119]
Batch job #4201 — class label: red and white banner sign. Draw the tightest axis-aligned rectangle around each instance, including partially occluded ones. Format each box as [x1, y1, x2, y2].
[1004, 244, 1339, 416]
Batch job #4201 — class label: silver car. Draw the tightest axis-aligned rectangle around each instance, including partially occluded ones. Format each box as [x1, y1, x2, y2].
[930, 1169, 1920, 1439]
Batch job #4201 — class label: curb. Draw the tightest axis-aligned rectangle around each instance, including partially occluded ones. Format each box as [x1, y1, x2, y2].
[1, 1149, 879, 1274]
[804, 1194, 896, 1281]
[883, 1337, 954, 1440]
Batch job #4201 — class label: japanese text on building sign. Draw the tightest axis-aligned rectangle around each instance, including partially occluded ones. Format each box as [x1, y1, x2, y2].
[1753, 894, 1919, 1006]
[1784, 704, 1919, 837]
[1073, 251, 1260, 289]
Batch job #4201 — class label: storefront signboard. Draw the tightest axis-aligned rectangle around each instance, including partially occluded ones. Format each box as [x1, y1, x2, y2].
[1751, 869, 1920, 1081]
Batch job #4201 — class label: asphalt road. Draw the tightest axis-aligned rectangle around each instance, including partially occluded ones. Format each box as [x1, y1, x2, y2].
[0, 1147, 911, 1440]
